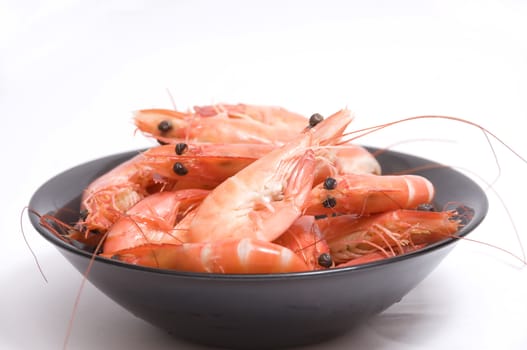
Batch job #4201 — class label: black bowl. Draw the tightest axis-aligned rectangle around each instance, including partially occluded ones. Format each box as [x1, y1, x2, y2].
[28, 148, 488, 349]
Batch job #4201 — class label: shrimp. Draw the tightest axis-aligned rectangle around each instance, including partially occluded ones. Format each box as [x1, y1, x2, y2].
[80, 143, 273, 233]
[187, 109, 354, 243]
[102, 189, 208, 254]
[316, 208, 469, 264]
[273, 215, 332, 270]
[193, 103, 308, 126]
[134, 103, 308, 145]
[313, 143, 381, 185]
[304, 173, 435, 217]
[321, 143, 381, 175]
[105, 238, 310, 274]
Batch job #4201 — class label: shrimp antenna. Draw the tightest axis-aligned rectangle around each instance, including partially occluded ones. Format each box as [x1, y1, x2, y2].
[453, 165, 526, 264]
[370, 134, 503, 191]
[392, 163, 525, 264]
[482, 131, 501, 188]
[344, 115, 526, 165]
[21, 207, 48, 283]
[63, 230, 108, 350]
[369, 137, 458, 157]
[166, 88, 177, 110]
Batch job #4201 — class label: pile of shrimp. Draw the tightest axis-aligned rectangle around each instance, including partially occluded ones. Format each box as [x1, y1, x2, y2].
[43, 103, 473, 274]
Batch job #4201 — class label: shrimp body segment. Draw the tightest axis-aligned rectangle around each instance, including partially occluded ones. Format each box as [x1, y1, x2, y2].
[106, 238, 310, 274]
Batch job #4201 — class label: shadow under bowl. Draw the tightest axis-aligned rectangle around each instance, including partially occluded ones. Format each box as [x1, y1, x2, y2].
[28, 147, 488, 349]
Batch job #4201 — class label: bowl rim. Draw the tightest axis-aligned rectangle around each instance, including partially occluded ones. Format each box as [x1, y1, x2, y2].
[28, 147, 489, 280]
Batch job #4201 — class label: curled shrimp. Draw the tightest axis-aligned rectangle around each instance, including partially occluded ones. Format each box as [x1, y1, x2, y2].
[187, 109, 354, 243]
[102, 189, 209, 254]
[101, 192, 313, 274]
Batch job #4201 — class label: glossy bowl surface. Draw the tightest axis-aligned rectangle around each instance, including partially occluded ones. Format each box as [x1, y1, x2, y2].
[29, 148, 488, 349]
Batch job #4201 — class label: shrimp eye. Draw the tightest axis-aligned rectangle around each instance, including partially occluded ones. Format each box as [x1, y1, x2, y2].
[416, 203, 435, 211]
[173, 162, 188, 175]
[323, 177, 337, 190]
[308, 113, 324, 128]
[318, 253, 333, 268]
[322, 196, 337, 208]
[450, 205, 474, 226]
[157, 120, 172, 132]
[79, 209, 89, 221]
[175, 143, 188, 155]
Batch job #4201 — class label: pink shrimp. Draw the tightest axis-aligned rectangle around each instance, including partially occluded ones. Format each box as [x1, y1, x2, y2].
[134, 103, 308, 145]
[193, 103, 308, 127]
[316, 208, 467, 264]
[80, 142, 273, 233]
[102, 189, 208, 254]
[104, 238, 310, 274]
[186, 109, 354, 244]
[313, 142, 381, 185]
[304, 173, 435, 217]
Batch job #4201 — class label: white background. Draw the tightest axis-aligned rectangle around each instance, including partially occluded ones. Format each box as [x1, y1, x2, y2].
[2, 0, 527, 349]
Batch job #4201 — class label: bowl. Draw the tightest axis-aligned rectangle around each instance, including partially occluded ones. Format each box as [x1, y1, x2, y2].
[28, 147, 488, 349]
